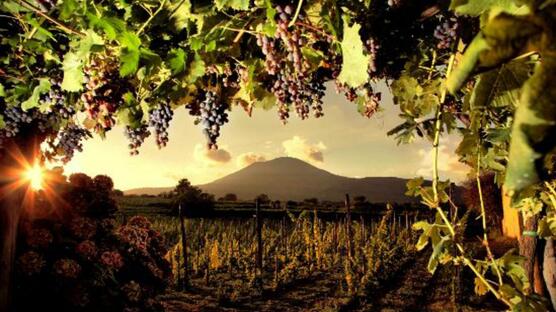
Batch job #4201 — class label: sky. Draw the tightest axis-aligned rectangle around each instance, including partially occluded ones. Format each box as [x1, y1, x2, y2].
[60, 83, 469, 190]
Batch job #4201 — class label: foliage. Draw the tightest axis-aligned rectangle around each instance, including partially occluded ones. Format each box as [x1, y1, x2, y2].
[162, 208, 414, 300]
[172, 178, 215, 216]
[0, 0, 452, 157]
[14, 172, 171, 312]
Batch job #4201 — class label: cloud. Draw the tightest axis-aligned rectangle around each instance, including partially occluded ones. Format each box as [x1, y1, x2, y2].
[415, 139, 469, 182]
[193, 144, 232, 166]
[282, 136, 326, 163]
[236, 152, 266, 168]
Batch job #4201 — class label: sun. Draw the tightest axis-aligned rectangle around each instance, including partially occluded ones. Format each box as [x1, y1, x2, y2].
[24, 162, 44, 191]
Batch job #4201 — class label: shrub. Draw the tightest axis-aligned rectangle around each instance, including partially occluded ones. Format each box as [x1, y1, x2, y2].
[15, 173, 171, 312]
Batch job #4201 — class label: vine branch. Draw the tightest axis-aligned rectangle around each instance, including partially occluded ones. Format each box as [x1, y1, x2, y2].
[16, 0, 83, 36]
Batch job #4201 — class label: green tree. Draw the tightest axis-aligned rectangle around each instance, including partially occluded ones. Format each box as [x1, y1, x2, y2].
[172, 179, 214, 217]
[223, 193, 238, 202]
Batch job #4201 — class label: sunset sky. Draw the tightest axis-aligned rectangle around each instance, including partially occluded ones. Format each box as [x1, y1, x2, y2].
[61, 83, 469, 191]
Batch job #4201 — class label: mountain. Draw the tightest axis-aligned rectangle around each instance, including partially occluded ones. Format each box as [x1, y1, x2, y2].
[125, 157, 421, 203]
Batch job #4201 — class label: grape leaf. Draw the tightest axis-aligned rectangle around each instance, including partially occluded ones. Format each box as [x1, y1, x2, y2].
[59, 0, 78, 21]
[186, 53, 205, 83]
[505, 57, 556, 193]
[0, 83, 5, 97]
[62, 30, 104, 92]
[337, 20, 368, 88]
[21, 78, 51, 111]
[168, 49, 186, 74]
[0, 115, 4, 129]
[215, 0, 249, 10]
[450, 0, 525, 16]
[88, 14, 127, 40]
[61, 52, 85, 92]
[119, 32, 141, 77]
[447, 35, 489, 94]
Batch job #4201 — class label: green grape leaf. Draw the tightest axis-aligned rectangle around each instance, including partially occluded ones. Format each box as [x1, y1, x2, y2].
[0, 83, 5, 97]
[215, 0, 249, 10]
[428, 235, 450, 274]
[0, 115, 4, 129]
[447, 34, 489, 93]
[88, 14, 127, 40]
[21, 78, 51, 111]
[186, 53, 206, 83]
[505, 57, 556, 193]
[450, 0, 525, 16]
[262, 0, 277, 36]
[59, 0, 78, 21]
[168, 48, 186, 74]
[62, 30, 104, 92]
[337, 20, 368, 88]
[119, 32, 141, 77]
[61, 51, 85, 92]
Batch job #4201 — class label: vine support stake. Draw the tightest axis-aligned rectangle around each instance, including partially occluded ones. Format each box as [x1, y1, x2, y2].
[178, 204, 189, 290]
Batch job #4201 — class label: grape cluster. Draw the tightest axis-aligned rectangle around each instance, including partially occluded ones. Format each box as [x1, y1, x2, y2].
[256, 35, 279, 75]
[148, 103, 173, 148]
[434, 18, 459, 50]
[275, 5, 308, 74]
[81, 55, 131, 131]
[365, 38, 381, 76]
[363, 90, 381, 118]
[124, 125, 151, 155]
[255, 4, 328, 122]
[196, 91, 228, 149]
[46, 124, 91, 163]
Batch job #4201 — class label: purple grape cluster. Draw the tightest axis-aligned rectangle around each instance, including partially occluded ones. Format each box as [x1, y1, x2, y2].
[197, 91, 228, 149]
[148, 103, 173, 148]
[275, 5, 307, 74]
[81, 55, 130, 131]
[46, 124, 91, 163]
[124, 125, 151, 155]
[434, 18, 459, 50]
[254, 4, 328, 122]
[365, 38, 381, 75]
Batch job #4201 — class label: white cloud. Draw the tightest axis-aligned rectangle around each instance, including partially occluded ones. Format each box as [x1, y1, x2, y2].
[415, 139, 469, 182]
[193, 144, 232, 166]
[236, 152, 266, 168]
[282, 136, 326, 163]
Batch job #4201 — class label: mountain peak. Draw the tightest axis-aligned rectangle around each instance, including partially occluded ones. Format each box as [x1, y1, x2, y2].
[197, 157, 417, 202]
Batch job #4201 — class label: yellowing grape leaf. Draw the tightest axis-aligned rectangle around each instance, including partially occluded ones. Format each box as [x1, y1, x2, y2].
[215, 0, 249, 10]
[505, 57, 556, 193]
[337, 20, 368, 88]
[22, 78, 51, 111]
[450, 0, 524, 16]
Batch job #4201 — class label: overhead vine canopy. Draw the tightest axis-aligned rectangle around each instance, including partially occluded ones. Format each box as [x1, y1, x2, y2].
[2, 0, 556, 308]
[0, 0, 458, 157]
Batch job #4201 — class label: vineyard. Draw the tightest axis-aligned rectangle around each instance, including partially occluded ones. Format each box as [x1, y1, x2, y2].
[115, 195, 508, 311]
[2, 0, 556, 311]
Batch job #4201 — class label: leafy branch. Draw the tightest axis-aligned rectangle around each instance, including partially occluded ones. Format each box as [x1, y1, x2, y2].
[15, 0, 83, 36]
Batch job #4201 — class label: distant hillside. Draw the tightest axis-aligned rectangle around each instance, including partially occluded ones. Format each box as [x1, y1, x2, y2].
[124, 186, 175, 196]
[198, 157, 419, 202]
[126, 157, 428, 203]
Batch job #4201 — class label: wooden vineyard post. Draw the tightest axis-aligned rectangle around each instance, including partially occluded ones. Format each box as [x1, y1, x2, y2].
[178, 204, 189, 290]
[255, 199, 263, 290]
[345, 194, 353, 259]
[405, 212, 409, 230]
[282, 205, 288, 264]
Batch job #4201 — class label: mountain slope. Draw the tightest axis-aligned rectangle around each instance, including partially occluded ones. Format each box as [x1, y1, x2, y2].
[198, 157, 416, 202]
[125, 157, 421, 203]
